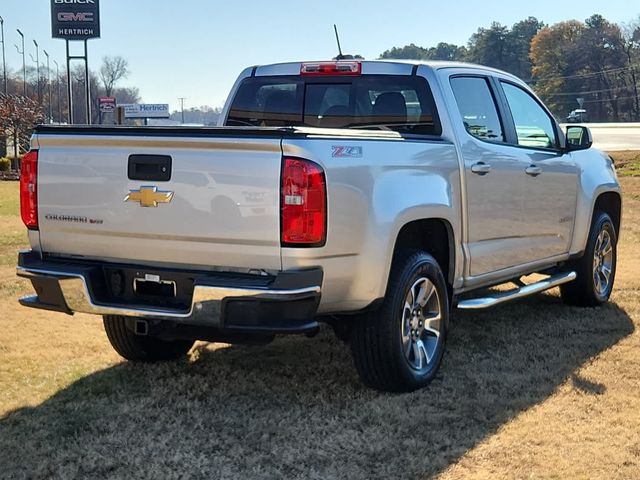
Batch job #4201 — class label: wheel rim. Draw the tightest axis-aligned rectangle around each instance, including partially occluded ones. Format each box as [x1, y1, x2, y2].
[401, 277, 442, 372]
[593, 228, 614, 296]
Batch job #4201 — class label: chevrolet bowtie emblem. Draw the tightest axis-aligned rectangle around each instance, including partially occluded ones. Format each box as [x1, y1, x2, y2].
[124, 186, 174, 208]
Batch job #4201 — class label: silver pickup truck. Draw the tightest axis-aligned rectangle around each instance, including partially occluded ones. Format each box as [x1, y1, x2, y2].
[17, 60, 621, 392]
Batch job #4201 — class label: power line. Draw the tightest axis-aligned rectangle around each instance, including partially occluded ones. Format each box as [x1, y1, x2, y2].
[579, 94, 640, 105]
[545, 93, 640, 105]
[527, 63, 640, 83]
[543, 83, 640, 96]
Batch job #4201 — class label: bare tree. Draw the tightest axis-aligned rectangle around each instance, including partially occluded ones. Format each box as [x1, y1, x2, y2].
[0, 93, 44, 158]
[99, 56, 129, 97]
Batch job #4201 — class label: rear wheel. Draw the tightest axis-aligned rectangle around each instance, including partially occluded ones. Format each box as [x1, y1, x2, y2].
[560, 211, 617, 306]
[103, 315, 194, 362]
[351, 251, 449, 392]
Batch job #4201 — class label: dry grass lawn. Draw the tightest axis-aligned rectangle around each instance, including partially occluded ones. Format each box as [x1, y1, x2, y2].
[610, 150, 640, 177]
[0, 167, 639, 479]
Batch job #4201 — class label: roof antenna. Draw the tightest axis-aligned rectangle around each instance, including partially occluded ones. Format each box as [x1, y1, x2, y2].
[334, 24, 345, 60]
[333, 24, 353, 60]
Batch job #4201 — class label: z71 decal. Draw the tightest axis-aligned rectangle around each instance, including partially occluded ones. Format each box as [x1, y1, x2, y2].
[332, 146, 363, 158]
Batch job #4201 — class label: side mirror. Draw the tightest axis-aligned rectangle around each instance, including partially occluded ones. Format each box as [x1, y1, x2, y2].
[565, 125, 593, 151]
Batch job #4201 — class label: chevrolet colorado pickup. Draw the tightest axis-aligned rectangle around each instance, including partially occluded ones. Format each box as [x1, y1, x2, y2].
[17, 60, 621, 392]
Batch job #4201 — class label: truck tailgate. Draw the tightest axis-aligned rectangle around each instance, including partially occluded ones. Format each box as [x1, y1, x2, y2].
[35, 132, 283, 271]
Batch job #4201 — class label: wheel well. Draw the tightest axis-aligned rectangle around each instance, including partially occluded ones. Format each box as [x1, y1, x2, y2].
[391, 219, 454, 286]
[594, 192, 622, 237]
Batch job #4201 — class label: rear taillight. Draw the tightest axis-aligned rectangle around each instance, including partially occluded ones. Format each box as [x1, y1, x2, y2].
[20, 150, 38, 229]
[281, 157, 326, 246]
[300, 61, 361, 76]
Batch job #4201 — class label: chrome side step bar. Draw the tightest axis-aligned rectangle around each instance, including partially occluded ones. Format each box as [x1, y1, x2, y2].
[456, 271, 577, 310]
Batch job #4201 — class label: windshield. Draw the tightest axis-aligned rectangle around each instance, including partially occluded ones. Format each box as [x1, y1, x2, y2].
[226, 74, 441, 136]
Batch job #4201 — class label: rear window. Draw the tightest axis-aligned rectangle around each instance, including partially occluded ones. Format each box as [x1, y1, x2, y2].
[226, 75, 441, 136]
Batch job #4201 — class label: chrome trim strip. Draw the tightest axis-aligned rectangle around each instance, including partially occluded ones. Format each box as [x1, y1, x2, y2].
[456, 271, 576, 310]
[17, 266, 321, 323]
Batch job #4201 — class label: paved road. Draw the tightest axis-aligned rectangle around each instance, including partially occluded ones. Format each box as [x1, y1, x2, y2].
[561, 123, 640, 151]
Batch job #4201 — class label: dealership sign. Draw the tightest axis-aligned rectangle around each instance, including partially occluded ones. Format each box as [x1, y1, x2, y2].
[98, 96, 116, 113]
[51, 0, 100, 40]
[120, 104, 170, 119]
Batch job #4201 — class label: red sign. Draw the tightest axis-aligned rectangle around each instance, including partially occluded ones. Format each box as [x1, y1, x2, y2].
[99, 96, 116, 113]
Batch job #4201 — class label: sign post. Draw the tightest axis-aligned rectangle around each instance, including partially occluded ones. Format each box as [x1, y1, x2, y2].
[51, 0, 101, 124]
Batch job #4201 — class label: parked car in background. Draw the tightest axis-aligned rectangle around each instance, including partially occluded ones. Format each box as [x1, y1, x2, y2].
[567, 108, 589, 123]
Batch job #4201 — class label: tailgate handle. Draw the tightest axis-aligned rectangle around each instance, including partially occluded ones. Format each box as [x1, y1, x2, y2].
[128, 155, 172, 181]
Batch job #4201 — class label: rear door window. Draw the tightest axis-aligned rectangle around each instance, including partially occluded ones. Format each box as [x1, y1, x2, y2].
[226, 75, 441, 136]
[450, 76, 504, 142]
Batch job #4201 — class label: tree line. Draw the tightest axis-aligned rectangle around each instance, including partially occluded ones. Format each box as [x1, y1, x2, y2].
[2, 55, 138, 125]
[380, 14, 640, 122]
[0, 55, 139, 158]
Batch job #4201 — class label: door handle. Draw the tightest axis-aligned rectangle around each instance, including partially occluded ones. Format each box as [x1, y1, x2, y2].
[525, 165, 542, 177]
[471, 162, 491, 175]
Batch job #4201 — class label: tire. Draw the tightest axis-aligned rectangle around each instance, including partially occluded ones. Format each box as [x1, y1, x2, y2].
[326, 316, 352, 343]
[103, 315, 195, 362]
[350, 251, 449, 392]
[560, 211, 617, 306]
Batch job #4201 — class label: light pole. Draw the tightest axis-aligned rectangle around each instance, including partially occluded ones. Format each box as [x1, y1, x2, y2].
[53, 60, 61, 122]
[15, 29, 25, 96]
[30, 39, 40, 103]
[75, 74, 86, 124]
[178, 97, 186, 124]
[0, 16, 7, 94]
[43, 50, 52, 122]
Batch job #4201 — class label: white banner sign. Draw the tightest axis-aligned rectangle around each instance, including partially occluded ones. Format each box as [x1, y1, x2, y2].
[120, 103, 170, 118]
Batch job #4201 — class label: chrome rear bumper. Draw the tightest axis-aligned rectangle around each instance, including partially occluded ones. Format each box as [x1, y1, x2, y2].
[17, 251, 322, 333]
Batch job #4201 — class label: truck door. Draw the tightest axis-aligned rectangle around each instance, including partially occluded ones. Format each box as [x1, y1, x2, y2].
[496, 80, 579, 263]
[449, 75, 535, 277]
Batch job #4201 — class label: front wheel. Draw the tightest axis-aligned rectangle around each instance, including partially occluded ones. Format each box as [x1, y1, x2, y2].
[351, 251, 449, 392]
[103, 315, 195, 362]
[561, 211, 617, 306]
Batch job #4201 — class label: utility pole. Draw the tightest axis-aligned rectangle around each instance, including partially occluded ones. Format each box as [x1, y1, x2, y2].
[43, 50, 52, 122]
[178, 97, 186, 124]
[30, 40, 40, 103]
[0, 16, 7, 94]
[15, 29, 25, 96]
[83, 39, 90, 124]
[65, 41, 73, 123]
[53, 60, 61, 123]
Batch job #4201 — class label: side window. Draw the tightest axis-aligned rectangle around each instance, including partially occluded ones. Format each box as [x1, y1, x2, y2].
[501, 82, 558, 149]
[450, 76, 504, 142]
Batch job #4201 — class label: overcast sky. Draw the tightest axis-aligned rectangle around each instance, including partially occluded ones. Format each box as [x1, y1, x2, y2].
[1, 0, 637, 111]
